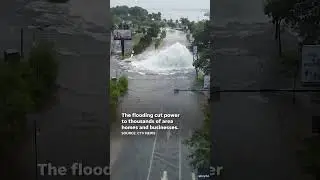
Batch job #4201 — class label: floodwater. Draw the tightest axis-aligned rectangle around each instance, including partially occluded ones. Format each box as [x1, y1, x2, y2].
[110, 1, 209, 179]
[110, 29, 206, 179]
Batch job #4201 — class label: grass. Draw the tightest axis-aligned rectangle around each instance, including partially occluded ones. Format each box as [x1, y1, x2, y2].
[110, 76, 128, 122]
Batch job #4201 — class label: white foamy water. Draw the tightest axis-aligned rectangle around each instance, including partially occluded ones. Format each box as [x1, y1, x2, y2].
[130, 42, 194, 74]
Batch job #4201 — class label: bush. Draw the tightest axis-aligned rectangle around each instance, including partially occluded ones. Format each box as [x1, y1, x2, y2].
[154, 38, 161, 49]
[109, 76, 128, 122]
[0, 41, 58, 155]
[184, 105, 210, 169]
[28, 41, 58, 110]
[110, 75, 128, 104]
[160, 30, 166, 39]
[0, 62, 34, 146]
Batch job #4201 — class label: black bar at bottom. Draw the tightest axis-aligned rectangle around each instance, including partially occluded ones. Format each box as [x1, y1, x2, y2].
[175, 89, 320, 93]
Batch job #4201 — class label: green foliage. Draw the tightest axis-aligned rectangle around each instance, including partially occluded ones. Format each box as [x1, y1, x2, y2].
[154, 38, 161, 49]
[180, 17, 190, 27]
[111, 5, 162, 55]
[167, 19, 176, 28]
[186, 34, 190, 41]
[118, 76, 128, 95]
[147, 23, 161, 38]
[160, 30, 166, 39]
[28, 41, 58, 110]
[0, 41, 58, 155]
[287, 0, 320, 44]
[133, 23, 161, 54]
[184, 105, 210, 169]
[195, 50, 211, 74]
[111, 6, 161, 28]
[110, 76, 128, 105]
[264, 0, 320, 44]
[109, 76, 128, 122]
[190, 21, 212, 74]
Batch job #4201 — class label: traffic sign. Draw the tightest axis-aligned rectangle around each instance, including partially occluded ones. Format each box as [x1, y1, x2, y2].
[203, 75, 210, 89]
[301, 45, 320, 85]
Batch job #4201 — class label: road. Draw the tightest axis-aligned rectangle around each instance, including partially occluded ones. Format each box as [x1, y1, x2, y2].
[110, 73, 206, 180]
[210, 12, 315, 180]
[110, 30, 206, 180]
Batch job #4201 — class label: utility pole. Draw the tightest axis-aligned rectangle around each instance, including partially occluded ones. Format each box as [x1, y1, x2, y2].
[121, 38, 125, 58]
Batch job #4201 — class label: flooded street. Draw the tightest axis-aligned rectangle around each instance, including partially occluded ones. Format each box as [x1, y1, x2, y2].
[110, 30, 206, 179]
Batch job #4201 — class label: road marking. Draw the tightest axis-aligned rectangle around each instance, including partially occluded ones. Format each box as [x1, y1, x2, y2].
[146, 129, 158, 180]
[191, 172, 196, 180]
[161, 171, 168, 180]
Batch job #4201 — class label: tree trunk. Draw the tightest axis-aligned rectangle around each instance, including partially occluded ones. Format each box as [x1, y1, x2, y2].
[278, 21, 282, 57]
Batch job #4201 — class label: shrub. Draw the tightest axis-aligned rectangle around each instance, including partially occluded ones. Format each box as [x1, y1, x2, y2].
[184, 105, 210, 169]
[0, 62, 34, 154]
[28, 41, 58, 110]
[154, 38, 161, 49]
[0, 41, 59, 156]
[118, 76, 128, 95]
[109, 76, 128, 122]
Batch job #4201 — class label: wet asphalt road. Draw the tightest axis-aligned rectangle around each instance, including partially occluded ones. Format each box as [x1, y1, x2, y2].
[110, 30, 207, 180]
[110, 73, 206, 180]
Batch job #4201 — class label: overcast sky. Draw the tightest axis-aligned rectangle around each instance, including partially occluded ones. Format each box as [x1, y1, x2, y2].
[110, 0, 210, 21]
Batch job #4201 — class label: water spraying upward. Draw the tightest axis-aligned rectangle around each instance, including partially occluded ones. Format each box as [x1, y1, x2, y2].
[131, 42, 194, 75]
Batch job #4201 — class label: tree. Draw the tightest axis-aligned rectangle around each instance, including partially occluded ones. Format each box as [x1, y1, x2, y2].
[147, 23, 160, 38]
[128, 6, 148, 19]
[184, 105, 211, 169]
[167, 19, 176, 28]
[180, 17, 190, 26]
[157, 12, 162, 21]
[188, 20, 212, 75]
[160, 30, 166, 39]
[154, 38, 161, 49]
[286, 0, 320, 44]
